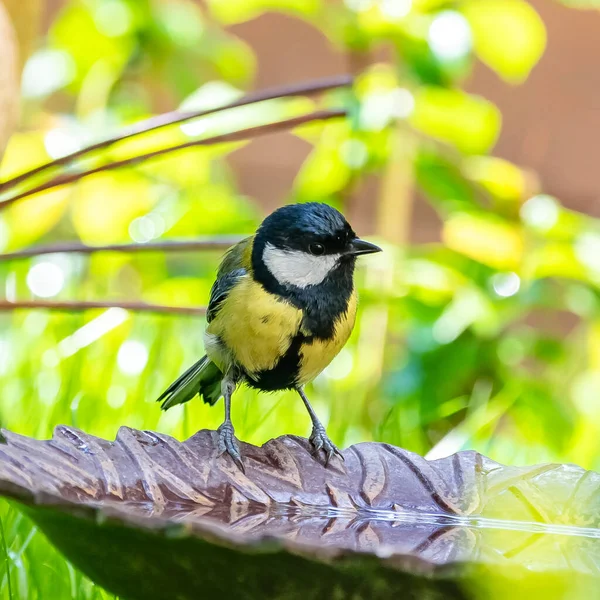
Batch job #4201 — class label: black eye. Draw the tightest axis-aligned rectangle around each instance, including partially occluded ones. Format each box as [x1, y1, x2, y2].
[309, 243, 325, 256]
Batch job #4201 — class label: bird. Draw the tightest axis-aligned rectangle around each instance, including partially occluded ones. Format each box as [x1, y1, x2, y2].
[156, 202, 382, 471]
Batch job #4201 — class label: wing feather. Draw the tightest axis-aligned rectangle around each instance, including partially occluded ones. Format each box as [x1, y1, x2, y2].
[206, 268, 246, 323]
[206, 236, 254, 323]
[217, 236, 253, 277]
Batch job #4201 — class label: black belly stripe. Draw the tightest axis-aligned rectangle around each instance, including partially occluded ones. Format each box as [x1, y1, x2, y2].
[241, 257, 356, 392]
[247, 334, 309, 391]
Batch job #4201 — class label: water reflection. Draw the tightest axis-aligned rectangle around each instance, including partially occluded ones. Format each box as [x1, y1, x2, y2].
[98, 500, 600, 572]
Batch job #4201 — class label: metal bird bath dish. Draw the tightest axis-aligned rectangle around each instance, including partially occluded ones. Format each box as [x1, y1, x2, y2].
[0, 426, 599, 599]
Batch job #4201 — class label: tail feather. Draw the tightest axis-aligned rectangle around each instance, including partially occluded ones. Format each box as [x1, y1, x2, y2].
[157, 356, 223, 410]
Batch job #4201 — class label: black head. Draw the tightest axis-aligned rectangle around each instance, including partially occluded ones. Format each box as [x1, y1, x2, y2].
[252, 203, 381, 292]
[255, 202, 380, 256]
[258, 202, 352, 255]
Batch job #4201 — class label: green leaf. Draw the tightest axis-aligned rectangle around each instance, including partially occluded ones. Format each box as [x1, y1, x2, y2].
[1, 427, 600, 599]
[49, 3, 133, 87]
[410, 87, 501, 154]
[462, 0, 546, 83]
[293, 121, 352, 200]
[167, 183, 261, 236]
[415, 149, 478, 213]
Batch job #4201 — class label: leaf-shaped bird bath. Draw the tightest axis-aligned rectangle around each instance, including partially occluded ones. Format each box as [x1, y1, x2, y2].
[0, 427, 598, 599]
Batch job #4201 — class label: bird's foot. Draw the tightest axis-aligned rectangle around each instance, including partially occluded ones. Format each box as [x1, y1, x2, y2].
[217, 421, 245, 473]
[309, 424, 344, 467]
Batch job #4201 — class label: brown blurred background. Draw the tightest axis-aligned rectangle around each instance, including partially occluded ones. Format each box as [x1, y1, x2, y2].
[40, 0, 600, 239]
[228, 0, 600, 240]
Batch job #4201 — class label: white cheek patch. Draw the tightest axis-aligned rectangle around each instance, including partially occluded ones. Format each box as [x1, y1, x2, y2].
[263, 243, 340, 288]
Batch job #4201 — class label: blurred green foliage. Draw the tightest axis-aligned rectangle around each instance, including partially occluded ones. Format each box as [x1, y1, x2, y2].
[0, 0, 599, 598]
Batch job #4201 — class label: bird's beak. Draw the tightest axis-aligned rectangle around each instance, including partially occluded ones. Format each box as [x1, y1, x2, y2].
[347, 238, 382, 256]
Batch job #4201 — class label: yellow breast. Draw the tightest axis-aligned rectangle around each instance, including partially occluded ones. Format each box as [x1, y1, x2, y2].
[206, 276, 302, 376]
[296, 289, 358, 386]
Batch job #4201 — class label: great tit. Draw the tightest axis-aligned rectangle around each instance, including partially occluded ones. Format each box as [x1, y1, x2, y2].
[157, 202, 381, 470]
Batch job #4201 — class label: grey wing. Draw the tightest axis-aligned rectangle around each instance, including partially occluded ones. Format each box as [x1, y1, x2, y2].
[206, 268, 247, 323]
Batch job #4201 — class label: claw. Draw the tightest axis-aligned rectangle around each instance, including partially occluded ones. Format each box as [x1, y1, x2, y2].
[309, 424, 343, 467]
[217, 421, 245, 473]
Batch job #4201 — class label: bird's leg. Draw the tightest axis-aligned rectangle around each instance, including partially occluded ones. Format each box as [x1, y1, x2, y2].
[296, 387, 343, 466]
[216, 370, 244, 472]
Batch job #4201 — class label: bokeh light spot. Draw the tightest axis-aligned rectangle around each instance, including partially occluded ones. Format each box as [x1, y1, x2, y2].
[344, 0, 374, 11]
[389, 88, 415, 118]
[93, 0, 133, 37]
[117, 341, 149, 376]
[22, 50, 75, 99]
[107, 386, 127, 409]
[324, 349, 354, 381]
[520, 194, 560, 231]
[179, 81, 242, 137]
[44, 129, 82, 160]
[58, 308, 129, 358]
[565, 285, 597, 317]
[26, 263, 65, 298]
[491, 272, 521, 297]
[428, 11, 472, 62]
[340, 139, 368, 169]
[36, 371, 62, 406]
[571, 371, 600, 417]
[42, 349, 59, 369]
[360, 88, 414, 130]
[129, 213, 165, 243]
[381, 0, 412, 20]
[575, 232, 600, 272]
[497, 336, 526, 366]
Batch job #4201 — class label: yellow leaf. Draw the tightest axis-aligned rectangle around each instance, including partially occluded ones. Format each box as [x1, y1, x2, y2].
[72, 173, 155, 244]
[463, 156, 527, 202]
[7, 190, 70, 249]
[527, 242, 588, 280]
[1, 132, 70, 247]
[410, 87, 501, 154]
[462, 0, 546, 83]
[443, 212, 523, 269]
[1, 131, 50, 179]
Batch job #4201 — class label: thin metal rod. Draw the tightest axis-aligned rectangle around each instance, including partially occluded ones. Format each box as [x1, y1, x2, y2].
[0, 300, 206, 316]
[0, 75, 353, 193]
[0, 237, 243, 262]
[0, 108, 346, 211]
